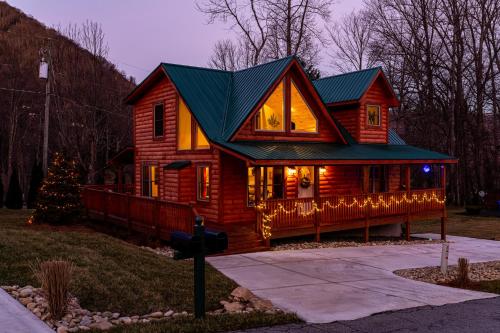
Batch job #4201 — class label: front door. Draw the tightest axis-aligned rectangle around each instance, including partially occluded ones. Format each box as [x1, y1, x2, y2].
[297, 166, 314, 198]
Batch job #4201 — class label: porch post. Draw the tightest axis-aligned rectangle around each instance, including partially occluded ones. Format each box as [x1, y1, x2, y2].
[314, 166, 321, 242]
[405, 165, 411, 241]
[254, 167, 262, 235]
[441, 165, 447, 241]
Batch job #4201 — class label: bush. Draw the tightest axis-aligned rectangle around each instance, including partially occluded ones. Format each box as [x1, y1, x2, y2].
[455, 257, 470, 287]
[27, 162, 44, 209]
[5, 169, 23, 209]
[32, 153, 82, 224]
[33, 260, 74, 320]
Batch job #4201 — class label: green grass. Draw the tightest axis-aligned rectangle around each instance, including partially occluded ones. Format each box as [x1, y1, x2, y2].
[412, 208, 500, 240]
[0, 209, 238, 315]
[89, 312, 300, 333]
[472, 280, 500, 294]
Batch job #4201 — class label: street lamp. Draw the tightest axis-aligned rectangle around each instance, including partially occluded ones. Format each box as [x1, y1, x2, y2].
[39, 53, 50, 176]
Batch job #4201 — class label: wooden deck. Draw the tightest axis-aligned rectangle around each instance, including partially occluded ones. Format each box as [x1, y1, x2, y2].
[82, 186, 447, 253]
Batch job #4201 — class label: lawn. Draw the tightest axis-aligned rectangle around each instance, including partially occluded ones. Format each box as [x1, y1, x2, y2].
[0, 209, 300, 331]
[412, 208, 500, 240]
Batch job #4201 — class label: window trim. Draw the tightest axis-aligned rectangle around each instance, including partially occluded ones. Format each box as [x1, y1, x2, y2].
[141, 162, 159, 198]
[290, 79, 319, 134]
[153, 102, 165, 138]
[366, 104, 381, 127]
[196, 164, 211, 202]
[254, 80, 286, 133]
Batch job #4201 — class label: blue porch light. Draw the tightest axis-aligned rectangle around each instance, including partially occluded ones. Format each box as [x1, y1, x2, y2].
[422, 164, 431, 173]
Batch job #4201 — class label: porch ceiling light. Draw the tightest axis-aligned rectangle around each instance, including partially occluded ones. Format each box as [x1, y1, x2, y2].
[287, 167, 296, 176]
[319, 167, 326, 175]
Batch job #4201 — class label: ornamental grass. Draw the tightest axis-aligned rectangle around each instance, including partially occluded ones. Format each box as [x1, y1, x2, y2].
[32, 259, 75, 319]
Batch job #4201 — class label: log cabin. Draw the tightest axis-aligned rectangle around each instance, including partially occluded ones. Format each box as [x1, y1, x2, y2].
[83, 56, 457, 253]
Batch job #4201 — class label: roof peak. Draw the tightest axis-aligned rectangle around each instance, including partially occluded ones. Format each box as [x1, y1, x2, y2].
[161, 62, 231, 74]
[314, 66, 382, 82]
[233, 56, 295, 74]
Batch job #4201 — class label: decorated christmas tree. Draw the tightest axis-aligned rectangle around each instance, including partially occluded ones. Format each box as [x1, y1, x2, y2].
[31, 153, 82, 225]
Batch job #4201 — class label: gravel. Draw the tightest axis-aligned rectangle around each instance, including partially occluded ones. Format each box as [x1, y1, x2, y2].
[272, 238, 444, 251]
[394, 260, 500, 284]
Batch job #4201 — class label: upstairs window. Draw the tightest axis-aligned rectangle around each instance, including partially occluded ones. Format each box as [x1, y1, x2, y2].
[178, 99, 192, 150]
[290, 80, 318, 133]
[195, 126, 210, 150]
[367, 105, 381, 126]
[255, 80, 285, 131]
[197, 165, 210, 201]
[142, 164, 159, 197]
[153, 103, 164, 137]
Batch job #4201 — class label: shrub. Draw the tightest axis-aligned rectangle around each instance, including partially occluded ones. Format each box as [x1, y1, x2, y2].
[455, 257, 470, 287]
[33, 260, 74, 320]
[5, 169, 23, 209]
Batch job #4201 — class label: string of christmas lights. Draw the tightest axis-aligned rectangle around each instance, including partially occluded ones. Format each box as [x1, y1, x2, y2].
[256, 191, 445, 239]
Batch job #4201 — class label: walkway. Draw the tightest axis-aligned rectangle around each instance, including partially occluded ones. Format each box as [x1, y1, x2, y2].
[0, 288, 53, 333]
[208, 234, 500, 323]
[230, 297, 500, 332]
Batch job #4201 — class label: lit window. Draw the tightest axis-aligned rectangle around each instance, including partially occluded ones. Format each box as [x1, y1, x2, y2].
[195, 125, 210, 149]
[261, 167, 283, 200]
[178, 99, 192, 150]
[290, 80, 317, 133]
[142, 164, 159, 198]
[367, 105, 381, 126]
[247, 167, 256, 206]
[153, 103, 164, 137]
[255, 81, 285, 131]
[197, 165, 210, 201]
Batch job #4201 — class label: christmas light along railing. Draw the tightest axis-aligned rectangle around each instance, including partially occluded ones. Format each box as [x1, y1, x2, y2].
[255, 191, 445, 239]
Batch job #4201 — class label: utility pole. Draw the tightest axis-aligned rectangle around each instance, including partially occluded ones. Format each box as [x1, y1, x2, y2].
[39, 50, 50, 176]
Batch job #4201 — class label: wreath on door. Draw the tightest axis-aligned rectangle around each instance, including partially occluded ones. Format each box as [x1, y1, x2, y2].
[298, 167, 312, 189]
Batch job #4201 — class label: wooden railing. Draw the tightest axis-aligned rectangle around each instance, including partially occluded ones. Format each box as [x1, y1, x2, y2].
[257, 189, 445, 238]
[85, 184, 134, 194]
[82, 187, 194, 239]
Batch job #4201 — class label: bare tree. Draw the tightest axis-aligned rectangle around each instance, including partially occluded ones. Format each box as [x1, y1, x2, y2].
[208, 39, 241, 70]
[327, 10, 376, 72]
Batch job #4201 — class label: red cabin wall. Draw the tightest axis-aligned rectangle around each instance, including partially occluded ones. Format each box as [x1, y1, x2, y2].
[319, 166, 363, 196]
[133, 75, 220, 222]
[359, 76, 390, 144]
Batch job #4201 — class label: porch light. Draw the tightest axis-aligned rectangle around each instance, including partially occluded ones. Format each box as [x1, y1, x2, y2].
[423, 165, 431, 173]
[319, 167, 326, 175]
[287, 167, 296, 176]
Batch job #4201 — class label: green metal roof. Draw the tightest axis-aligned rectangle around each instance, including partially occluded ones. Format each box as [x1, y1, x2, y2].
[215, 140, 455, 162]
[388, 129, 406, 145]
[313, 67, 380, 104]
[162, 57, 293, 141]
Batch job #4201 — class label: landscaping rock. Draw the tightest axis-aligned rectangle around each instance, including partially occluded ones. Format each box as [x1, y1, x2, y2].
[19, 297, 32, 305]
[250, 297, 273, 311]
[19, 287, 33, 298]
[56, 326, 68, 333]
[223, 301, 245, 312]
[120, 317, 132, 324]
[89, 320, 113, 330]
[164, 310, 174, 317]
[149, 311, 163, 318]
[231, 287, 254, 301]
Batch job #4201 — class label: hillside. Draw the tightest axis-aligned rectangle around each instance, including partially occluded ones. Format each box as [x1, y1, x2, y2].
[0, 1, 135, 199]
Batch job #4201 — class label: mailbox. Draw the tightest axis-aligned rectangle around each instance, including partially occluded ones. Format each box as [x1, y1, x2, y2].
[171, 231, 201, 256]
[204, 229, 228, 254]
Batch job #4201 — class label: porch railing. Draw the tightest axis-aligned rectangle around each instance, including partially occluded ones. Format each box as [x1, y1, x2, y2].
[256, 189, 445, 239]
[82, 186, 194, 239]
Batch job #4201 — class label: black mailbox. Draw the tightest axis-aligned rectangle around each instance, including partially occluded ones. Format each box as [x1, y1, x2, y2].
[204, 229, 228, 254]
[171, 231, 201, 255]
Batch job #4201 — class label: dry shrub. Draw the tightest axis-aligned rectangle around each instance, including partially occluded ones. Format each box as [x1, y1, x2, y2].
[455, 257, 470, 287]
[32, 259, 74, 319]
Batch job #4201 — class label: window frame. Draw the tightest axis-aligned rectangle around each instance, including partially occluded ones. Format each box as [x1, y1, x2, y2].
[290, 79, 318, 134]
[254, 80, 286, 133]
[141, 162, 159, 198]
[366, 104, 381, 127]
[176, 96, 211, 152]
[196, 164, 211, 202]
[153, 102, 164, 138]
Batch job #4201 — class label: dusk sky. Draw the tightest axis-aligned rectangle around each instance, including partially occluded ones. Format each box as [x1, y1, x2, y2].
[6, 0, 363, 81]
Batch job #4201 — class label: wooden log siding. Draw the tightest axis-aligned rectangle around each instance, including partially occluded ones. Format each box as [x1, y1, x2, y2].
[133, 75, 220, 222]
[258, 189, 445, 238]
[82, 187, 194, 238]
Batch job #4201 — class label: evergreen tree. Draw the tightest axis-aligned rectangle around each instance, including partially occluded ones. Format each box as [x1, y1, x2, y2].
[5, 169, 23, 209]
[27, 162, 44, 209]
[32, 153, 82, 224]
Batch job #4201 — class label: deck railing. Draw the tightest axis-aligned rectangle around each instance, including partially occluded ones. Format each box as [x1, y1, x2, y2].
[256, 189, 445, 239]
[82, 186, 194, 239]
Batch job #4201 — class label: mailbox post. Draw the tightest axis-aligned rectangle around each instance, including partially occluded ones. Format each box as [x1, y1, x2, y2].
[171, 217, 228, 319]
[193, 216, 205, 319]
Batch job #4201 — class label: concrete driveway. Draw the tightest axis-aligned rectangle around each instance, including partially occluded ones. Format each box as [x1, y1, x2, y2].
[208, 234, 500, 323]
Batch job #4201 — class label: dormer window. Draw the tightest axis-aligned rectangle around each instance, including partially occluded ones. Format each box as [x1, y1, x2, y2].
[367, 105, 381, 126]
[178, 97, 210, 150]
[255, 80, 285, 131]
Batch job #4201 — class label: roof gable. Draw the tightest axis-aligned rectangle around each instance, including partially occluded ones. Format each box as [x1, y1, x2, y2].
[161, 63, 232, 140]
[222, 56, 294, 140]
